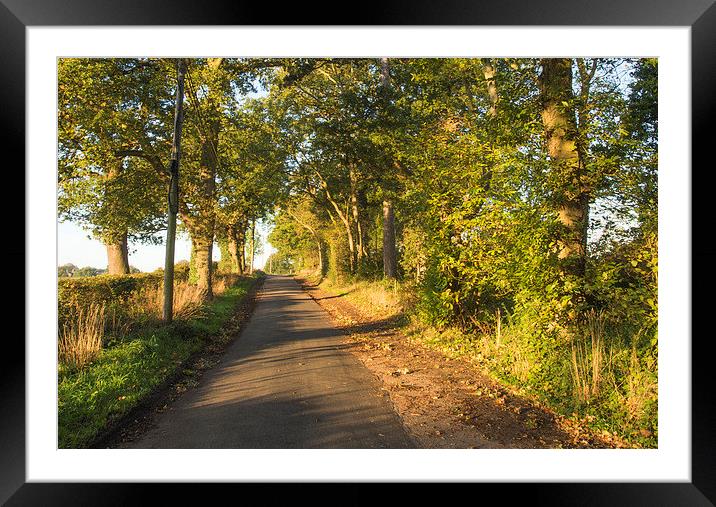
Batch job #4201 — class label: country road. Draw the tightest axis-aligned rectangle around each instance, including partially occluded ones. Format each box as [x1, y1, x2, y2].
[123, 275, 416, 449]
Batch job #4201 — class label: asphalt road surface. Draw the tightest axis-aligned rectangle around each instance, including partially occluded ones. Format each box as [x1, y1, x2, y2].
[125, 275, 415, 448]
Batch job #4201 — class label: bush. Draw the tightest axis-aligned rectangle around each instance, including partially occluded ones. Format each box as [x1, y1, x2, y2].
[58, 269, 240, 340]
[325, 275, 657, 447]
[58, 269, 192, 326]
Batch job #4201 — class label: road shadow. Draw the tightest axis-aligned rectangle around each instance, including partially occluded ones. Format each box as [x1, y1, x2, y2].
[113, 275, 417, 449]
[121, 389, 415, 449]
[297, 277, 611, 448]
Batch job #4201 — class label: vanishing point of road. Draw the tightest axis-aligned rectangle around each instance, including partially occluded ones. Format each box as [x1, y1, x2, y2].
[124, 275, 415, 449]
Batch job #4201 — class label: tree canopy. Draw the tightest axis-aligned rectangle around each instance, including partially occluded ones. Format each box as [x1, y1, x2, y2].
[59, 57, 657, 336]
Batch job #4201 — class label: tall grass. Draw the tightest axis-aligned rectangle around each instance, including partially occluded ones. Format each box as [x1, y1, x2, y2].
[59, 275, 241, 370]
[570, 309, 605, 404]
[58, 276, 258, 448]
[140, 281, 206, 321]
[59, 303, 106, 369]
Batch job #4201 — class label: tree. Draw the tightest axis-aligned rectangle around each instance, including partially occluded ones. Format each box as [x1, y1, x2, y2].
[58, 263, 78, 278]
[380, 58, 398, 280]
[58, 58, 170, 274]
[215, 88, 290, 275]
[74, 266, 106, 277]
[539, 58, 589, 280]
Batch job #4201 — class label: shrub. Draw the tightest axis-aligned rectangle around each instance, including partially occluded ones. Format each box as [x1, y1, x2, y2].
[59, 269, 191, 328]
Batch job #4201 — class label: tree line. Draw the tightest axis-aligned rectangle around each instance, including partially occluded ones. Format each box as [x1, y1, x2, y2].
[58, 57, 657, 442]
[268, 58, 656, 335]
[59, 58, 289, 300]
[59, 57, 657, 335]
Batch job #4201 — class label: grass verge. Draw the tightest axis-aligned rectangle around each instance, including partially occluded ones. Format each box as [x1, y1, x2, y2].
[58, 275, 261, 449]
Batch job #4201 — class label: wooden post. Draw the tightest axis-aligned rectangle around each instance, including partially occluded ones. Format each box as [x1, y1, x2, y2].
[163, 58, 186, 323]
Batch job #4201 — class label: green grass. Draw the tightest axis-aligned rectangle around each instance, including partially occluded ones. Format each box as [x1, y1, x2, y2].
[58, 276, 259, 448]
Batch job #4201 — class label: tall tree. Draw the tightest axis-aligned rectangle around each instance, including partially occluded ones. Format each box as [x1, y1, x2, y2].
[380, 57, 398, 280]
[58, 58, 170, 274]
[180, 58, 226, 299]
[539, 58, 589, 279]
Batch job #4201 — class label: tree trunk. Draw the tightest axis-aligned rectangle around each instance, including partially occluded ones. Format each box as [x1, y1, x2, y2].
[287, 209, 325, 277]
[184, 59, 222, 299]
[316, 238, 324, 275]
[482, 58, 499, 118]
[382, 199, 397, 279]
[194, 127, 217, 294]
[237, 220, 246, 274]
[103, 159, 130, 275]
[191, 233, 214, 300]
[539, 58, 589, 278]
[321, 179, 355, 274]
[359, 190, 370, 259]
[227, 226, 241, 274]
[349, 165, 365, 266]
[105, 232, 130, 275]
[217, 238, 232, 273]
[380, 57, 398, 280]
[481, 58, 499, 192]
[344, 214, 356, 274]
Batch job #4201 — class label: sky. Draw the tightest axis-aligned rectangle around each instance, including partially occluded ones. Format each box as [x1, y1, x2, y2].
[58, 220, 276, 273]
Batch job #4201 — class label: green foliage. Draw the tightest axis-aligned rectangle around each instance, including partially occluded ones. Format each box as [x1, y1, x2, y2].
[265, 253, 295, 275]
[409, 289, 657, 447]
[265, 57, 657, 446]
[58, 58, 170, 246]
[74, 266, 107, 278]
[58, 57, 658, 447]
[59, 273, 162, 315]
[217, 238, 233, 273]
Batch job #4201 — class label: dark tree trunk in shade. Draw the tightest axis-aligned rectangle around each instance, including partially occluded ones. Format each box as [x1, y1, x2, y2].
[249, 219, 256, 274]
[228, 226, 241, 274]
[382, 199, 397, 279]
[235, 219, 247, 274]
[380, 57, 398, 280]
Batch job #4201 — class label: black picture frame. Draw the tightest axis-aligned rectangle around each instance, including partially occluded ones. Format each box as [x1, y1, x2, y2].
[6, 0, 715, 504]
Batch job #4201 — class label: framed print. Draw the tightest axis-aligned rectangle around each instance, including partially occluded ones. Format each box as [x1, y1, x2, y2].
[6, 0, 716, 504]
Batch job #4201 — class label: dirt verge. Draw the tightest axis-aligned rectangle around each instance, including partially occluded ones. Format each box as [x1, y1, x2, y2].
[297, 277, 619, 449]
